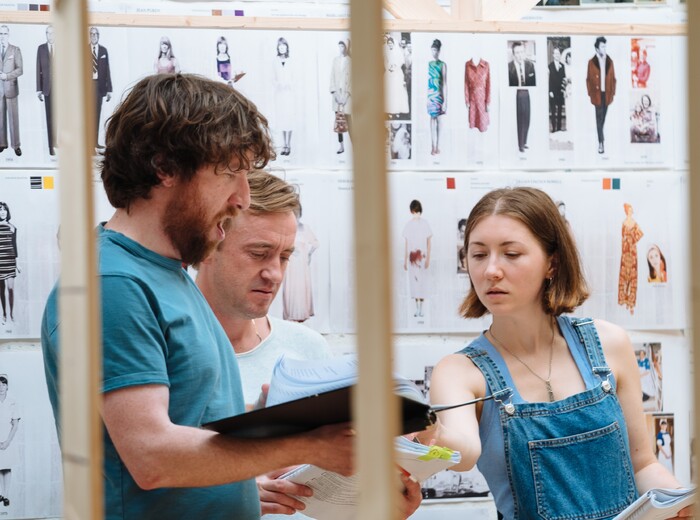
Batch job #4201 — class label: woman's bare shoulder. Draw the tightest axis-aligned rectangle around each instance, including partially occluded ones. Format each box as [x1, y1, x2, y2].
[433, 352, 486, 398]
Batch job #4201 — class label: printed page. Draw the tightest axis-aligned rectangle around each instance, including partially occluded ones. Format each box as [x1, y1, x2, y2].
[280, 465, 358, 520]
[279, 437, 461, 519]
[613, 487, 695, 520]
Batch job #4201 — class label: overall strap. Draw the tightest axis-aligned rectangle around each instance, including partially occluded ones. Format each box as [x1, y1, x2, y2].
[462, 345, 513, 403]
[570, 318, 612, 381]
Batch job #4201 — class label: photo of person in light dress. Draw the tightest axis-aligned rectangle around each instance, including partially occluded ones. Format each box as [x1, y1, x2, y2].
[273, 37, 295, 157]
[282, 202, 319, 322]
[402, 199, 432, 318]
[0, 375, 20, 508]
[385, 35, 410, 119]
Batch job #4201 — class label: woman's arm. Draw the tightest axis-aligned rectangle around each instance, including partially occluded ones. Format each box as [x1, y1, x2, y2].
[421, 353, 484, 472]
[596, 319, 684, 492]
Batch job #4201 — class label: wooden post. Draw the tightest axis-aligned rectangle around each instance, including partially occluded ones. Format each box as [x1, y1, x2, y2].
[687, 0, 699, 499]
[350, 0, 400, 519]
[53, 0, 103, 517]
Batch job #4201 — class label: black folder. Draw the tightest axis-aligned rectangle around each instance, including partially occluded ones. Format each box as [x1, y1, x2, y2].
[202, 385, 435, 438]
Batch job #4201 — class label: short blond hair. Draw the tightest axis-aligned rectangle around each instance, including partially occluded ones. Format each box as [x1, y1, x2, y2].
[247, 170, 300, 216]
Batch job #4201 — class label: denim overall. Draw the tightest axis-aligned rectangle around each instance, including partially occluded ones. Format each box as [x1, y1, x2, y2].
[459, 317, 638, 520]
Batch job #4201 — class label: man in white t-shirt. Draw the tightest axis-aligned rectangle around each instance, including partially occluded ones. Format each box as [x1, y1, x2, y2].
[196, 170, 422, 519]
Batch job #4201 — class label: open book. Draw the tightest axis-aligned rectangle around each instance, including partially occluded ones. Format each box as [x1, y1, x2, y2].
[613, 487, 695, 520]
[203, 355, 436, 437]
[203, 354, 494, 438]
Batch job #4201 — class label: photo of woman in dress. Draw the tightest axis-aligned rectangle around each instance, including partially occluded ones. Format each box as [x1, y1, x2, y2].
[282, 202, 319, 323]
[273, 37, 294, 157]
[215, 36, 245, 87]
[330, 39, 351, 154]
[402, 199, 432, 318]
[656, 418, 674, 474]
[0, 203, 18, 325]
[427, 39, 447, 156]
[618, 202, 643, 315]
[153, 36, 180, 74]
[636, 345, 662, 411]
[0, 374, 20, 508]
[646, 244, 667, 283]
[464, 52, 491, 133]
[384, 34, 410, 119]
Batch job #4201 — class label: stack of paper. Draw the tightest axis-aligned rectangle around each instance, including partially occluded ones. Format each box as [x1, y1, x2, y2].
[266, 354, 427, 407]
[613, 487, 695, 519]
[266, 355, 359, 407]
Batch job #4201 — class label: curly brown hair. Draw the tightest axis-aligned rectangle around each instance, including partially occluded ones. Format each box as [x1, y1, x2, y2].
[101, 73, 274, 209]
[459, 187, 589, 318]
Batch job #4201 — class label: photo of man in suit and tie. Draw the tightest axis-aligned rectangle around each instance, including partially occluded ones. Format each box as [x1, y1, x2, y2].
[36, 25, 56, 156]
[0, 26, 23, 157]
[89, 26, 112, 150]
[586, 36, 616, 155]
[548, 46, 566, 133]
[507, 40, 536, 153]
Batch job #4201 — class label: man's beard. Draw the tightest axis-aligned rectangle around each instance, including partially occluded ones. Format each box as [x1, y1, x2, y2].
[162, 189, 235, 266]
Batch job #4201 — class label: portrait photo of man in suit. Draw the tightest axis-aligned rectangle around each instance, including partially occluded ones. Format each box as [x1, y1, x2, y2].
[0, 25, 23, 157]
[89, 26, 112, 150]
[548, 46, 566, 133]
[586, 36, 616, 154]
[507, 40, 536, 153]
[36, 25, 56, 156]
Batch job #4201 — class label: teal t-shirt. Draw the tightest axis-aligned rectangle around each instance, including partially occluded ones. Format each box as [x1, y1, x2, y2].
[41, 225, 260, 519]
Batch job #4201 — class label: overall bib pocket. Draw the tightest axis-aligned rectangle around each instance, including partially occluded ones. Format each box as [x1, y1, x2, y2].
[529, 422, 637, 520]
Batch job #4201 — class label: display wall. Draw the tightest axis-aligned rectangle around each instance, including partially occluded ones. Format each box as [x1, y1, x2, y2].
[0, 2, 691, 518]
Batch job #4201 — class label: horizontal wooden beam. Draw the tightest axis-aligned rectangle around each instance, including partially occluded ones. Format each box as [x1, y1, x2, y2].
[384, 0, 450, 20]
[481, 0, 541, 21]
[1, 11, 685, 35]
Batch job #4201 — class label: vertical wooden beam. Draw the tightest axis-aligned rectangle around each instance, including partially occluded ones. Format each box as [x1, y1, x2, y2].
[350, 0, 400, 519]
[688, 0, 700, 499]
[451, 0, 481, 21]
[54, 0, 103, 517]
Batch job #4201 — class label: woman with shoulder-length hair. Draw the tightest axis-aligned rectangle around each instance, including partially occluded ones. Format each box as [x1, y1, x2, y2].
[153, 36, 180, 74]
[646, 244, 667, 283]
[422, 187, 690, 519]
[215, 36, 245, 86]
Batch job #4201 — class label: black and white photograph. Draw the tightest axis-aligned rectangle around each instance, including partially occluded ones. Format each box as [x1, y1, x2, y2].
[547, 36, 573, 150]
[506, 39, 536, 154]
[630, 90, 660, 144]
[0, 350, 62, 519]
[389, 122, 412, 160]
[384, 32, 412, 121]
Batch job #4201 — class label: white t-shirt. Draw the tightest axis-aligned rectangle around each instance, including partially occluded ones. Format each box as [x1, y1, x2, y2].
[236, 316, 331, 406]
[235, 316, 330, 520]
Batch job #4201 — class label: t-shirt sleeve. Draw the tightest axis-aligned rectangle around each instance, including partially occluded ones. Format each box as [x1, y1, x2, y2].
[101, 275, 171, 393]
